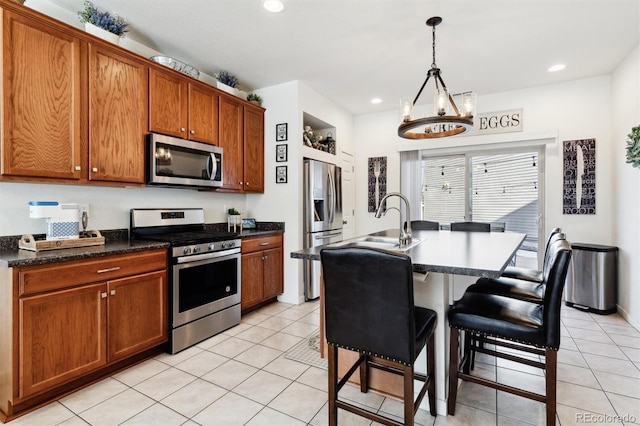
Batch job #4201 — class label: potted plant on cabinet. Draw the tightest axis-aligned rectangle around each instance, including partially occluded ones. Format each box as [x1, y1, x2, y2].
[247, 93, 263, 106]
[78, 1, 128, 45]
[214, 70, 239, 95]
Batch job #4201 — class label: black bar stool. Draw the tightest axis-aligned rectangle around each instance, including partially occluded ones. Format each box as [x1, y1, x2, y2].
[447, 239, 572, 426]
[320, 246, 437, 426]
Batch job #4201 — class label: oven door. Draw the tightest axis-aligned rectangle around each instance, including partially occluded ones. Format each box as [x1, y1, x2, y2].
[172, 251, 241, 327]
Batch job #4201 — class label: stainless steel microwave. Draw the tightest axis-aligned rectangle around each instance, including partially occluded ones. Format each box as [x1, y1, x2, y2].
[147, 133, 223, 189]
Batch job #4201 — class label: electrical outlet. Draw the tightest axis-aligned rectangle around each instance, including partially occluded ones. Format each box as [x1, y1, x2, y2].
[223, 205, 229, 214]
[78, 203, 90, 217]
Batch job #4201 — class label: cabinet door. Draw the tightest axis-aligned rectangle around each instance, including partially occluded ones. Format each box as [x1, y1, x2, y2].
[88, 45, 148, 183]
[188, 84, 218, 145]
[263, 246, 283, 299]
[1, 11, 81, 179]
[107, 270, 167, 362]
[218, 95, 244, 190]
[241, 251, 264, 310]
[243, 106, 264, 192]
[149, 68, 188, 138]
[19, 283, 106, 398]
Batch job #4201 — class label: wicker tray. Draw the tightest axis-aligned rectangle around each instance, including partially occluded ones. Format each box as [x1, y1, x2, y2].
[19, 231, 105, 252]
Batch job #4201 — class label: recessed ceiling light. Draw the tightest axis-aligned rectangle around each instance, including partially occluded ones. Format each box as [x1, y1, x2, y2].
[263, 0, 284, 13]
[548, 64, 566, 72]
[370, 98, 382, 104]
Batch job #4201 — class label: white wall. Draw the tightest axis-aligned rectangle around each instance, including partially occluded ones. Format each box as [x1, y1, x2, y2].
[247, 81, 355, 305]
[0, 181, 247, 236]
[612, 45, 640, 329]
[353, 74, 640, 324]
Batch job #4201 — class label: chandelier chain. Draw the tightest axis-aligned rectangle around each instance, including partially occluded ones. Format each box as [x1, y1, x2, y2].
[431, 24, 437, 68]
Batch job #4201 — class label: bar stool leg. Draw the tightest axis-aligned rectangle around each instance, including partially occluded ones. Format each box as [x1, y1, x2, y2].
[545, 348, 558, 426]
[427, 333, 437, 416]
[328, 344, 338, 426]
[448, 328, 460, 415]
[403, 364, 414, 426]
[360, 354, 369, 392]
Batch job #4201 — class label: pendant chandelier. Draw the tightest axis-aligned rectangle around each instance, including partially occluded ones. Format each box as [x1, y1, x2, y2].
[398, 17, 477, 139]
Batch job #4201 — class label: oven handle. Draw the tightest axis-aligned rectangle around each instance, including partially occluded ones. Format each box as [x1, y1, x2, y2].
[176, 248, 240, 264]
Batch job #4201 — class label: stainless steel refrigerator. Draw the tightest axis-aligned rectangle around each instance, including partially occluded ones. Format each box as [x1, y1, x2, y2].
[303, 158, 343, 300]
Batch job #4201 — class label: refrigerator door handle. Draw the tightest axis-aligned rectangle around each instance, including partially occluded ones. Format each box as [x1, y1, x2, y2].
[327, 170, 335, 225]
[315, 232, 342, 240]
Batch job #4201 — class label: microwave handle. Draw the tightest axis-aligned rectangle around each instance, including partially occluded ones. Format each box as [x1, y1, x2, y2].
[208, 153, 217, 180]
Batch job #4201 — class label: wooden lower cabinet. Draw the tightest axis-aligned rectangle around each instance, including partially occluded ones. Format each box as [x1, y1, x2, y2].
[0, 249, 168, 420]
[107, 271, 167, 362]
[19, 283, 107, 398]
[241, 234, 283, 313]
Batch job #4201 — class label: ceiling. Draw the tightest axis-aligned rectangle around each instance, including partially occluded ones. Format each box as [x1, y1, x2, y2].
[47, 0, 639, 116]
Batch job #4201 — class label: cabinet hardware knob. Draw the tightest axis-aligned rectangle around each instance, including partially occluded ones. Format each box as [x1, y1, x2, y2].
[110, 290, 116, 296]
[190, 130, 195, 134]
[101, 292, 107, 298]
[97, 266, 121, 273]
[239, 181, 243, 185]
[264, 256, 268, 260]
[180, 127, 186, 132]
[246, 182, 249, 186]
[92, 167, 98, 172]
[74, 166, 81, 171]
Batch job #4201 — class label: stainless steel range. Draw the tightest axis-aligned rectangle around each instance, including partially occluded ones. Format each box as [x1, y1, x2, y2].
[130, 208, 241, 353]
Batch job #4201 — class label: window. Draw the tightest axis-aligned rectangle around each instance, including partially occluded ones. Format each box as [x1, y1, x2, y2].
[421, 149, 542, 267]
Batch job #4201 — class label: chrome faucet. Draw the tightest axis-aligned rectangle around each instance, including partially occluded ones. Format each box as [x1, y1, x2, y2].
[375, 192, 412, 246]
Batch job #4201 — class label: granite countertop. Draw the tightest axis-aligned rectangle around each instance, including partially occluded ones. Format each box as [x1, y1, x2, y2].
[0, 222, 284, 268]
[290, 228, 526, 278]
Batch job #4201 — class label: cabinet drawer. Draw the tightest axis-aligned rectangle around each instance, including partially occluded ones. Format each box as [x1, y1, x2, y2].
[18, 249, 167, 296]
[241, 234, 282, 254]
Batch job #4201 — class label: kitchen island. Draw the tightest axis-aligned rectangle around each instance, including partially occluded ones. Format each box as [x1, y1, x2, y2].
[291, 228, 526, 415]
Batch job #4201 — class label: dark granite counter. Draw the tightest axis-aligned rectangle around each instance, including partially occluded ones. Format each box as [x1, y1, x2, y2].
[0, 237, 169, 268]
[290, 228, 526, 278]
[0, 222, 285, 268]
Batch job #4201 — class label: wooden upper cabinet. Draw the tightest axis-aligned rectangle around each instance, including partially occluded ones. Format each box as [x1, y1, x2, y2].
[188, 83, 218, 145]
[1, 11, 81, 179]
[218, 95, 244, 191]
[243, 105, 264, 192]
[88, 45, 148, 183]
[148, 68, 188, 138]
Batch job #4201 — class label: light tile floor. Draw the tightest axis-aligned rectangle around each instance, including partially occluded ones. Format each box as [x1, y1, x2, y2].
[9, 301, 640, 426]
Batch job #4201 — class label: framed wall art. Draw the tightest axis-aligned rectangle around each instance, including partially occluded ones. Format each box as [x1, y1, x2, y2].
[367, 156, 387, 212]
[276, 144, 287, 162]
[276, 165, 288, 183]
[563, 138, 596, 214]
[276, 123, 288, 141]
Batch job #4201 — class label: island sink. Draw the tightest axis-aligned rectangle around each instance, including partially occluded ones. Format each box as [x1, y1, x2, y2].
[334, 235, 423, 252]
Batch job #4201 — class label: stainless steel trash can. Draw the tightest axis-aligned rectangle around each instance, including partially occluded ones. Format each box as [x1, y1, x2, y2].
[565, 243, 618, 314]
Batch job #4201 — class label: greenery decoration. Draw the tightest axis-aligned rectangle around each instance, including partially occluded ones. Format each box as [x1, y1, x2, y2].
[227, 207, 241, 215]
[625, 125, 640, 168]
[247, 93, 262, 104]
[78, 1, 128, 36]
[214, 70, 239, 88]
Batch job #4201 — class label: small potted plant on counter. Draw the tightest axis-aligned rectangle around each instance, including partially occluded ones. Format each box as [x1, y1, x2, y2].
[247, 93, 262, 106]
[78, 0, 128, 44]
[227, 208, 241, 232]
